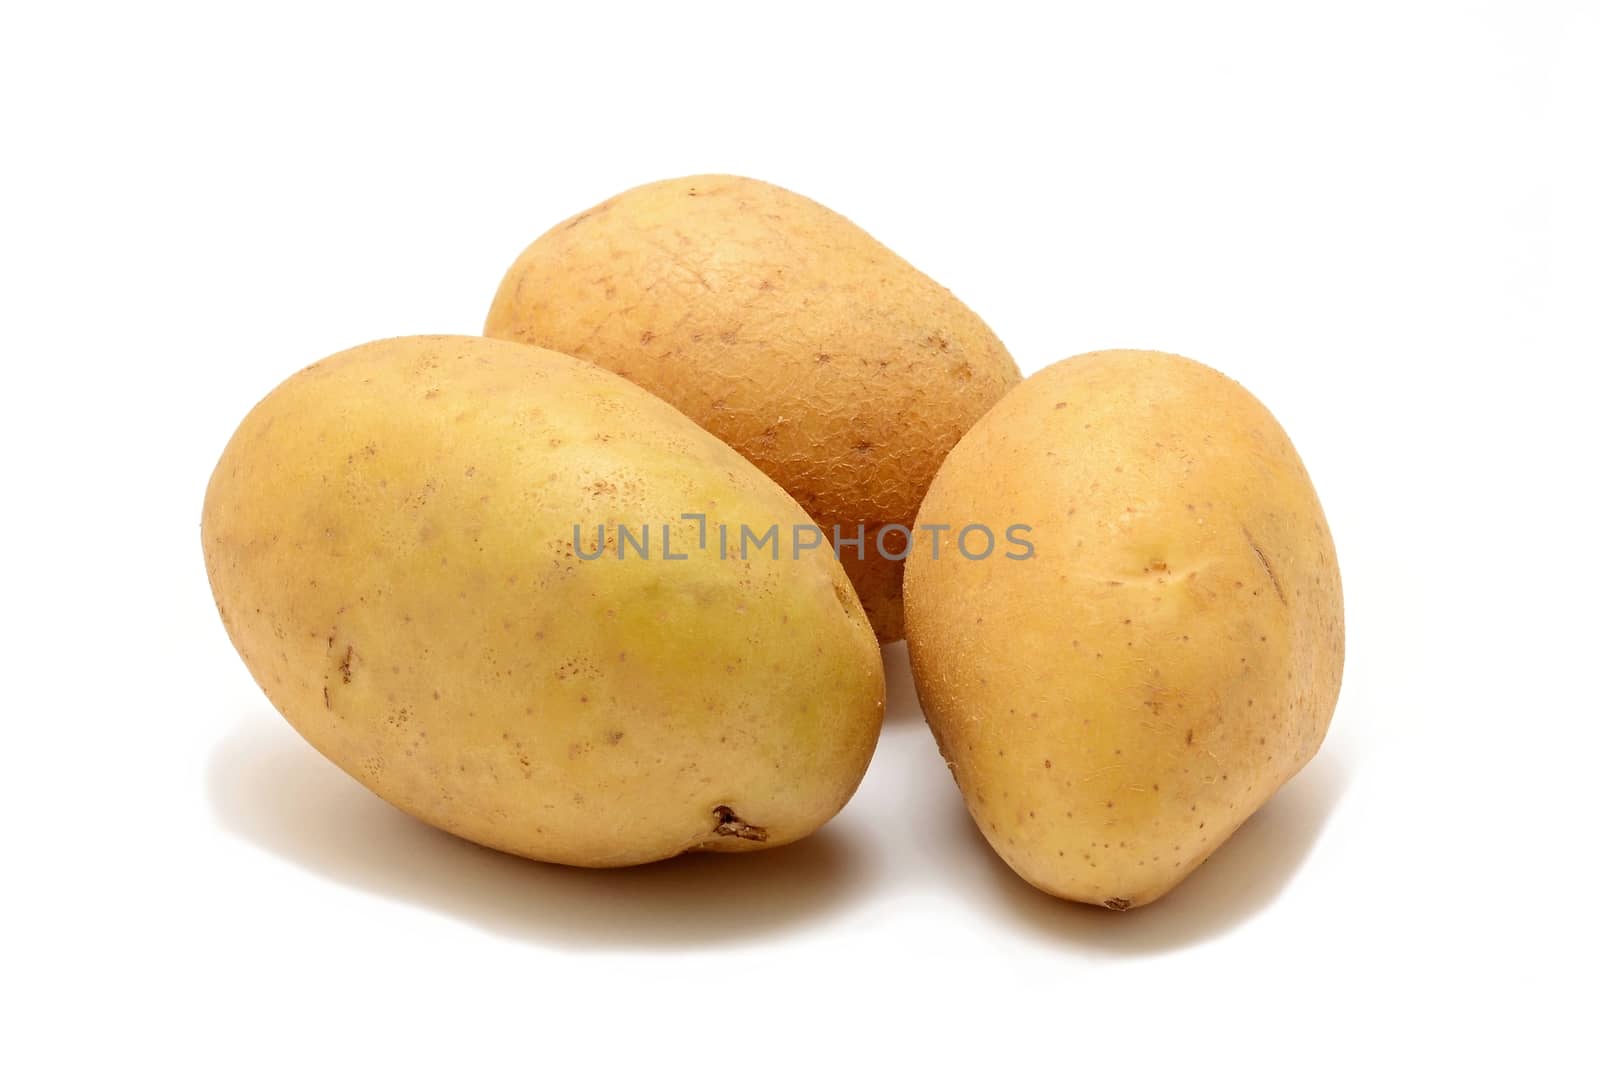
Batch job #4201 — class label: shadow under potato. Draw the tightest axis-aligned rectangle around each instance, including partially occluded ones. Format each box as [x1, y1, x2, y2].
[950, 747, 1351, 954]
[207, 719, 878, 950]
[210, 676, 1349, 954]
[880, 641, 924, 725]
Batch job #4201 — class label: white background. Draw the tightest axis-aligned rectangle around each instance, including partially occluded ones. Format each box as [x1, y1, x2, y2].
[4, 2, 1596, 1069]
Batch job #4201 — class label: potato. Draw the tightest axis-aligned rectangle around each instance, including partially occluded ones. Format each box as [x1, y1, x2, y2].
[484, 174, 1020, 642]
[202, 335, 884, 866]
[903, 350, 1343, 908]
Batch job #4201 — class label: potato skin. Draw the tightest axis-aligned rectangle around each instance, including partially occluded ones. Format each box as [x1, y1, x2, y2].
[203, 335, 884, 866]
[904, 350, 1343, 908]
[484, 175, 1020, 642]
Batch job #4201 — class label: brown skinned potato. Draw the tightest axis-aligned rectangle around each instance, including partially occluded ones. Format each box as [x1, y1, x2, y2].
[485, 175, 1020, 642]
[904, 350, 1343, 908]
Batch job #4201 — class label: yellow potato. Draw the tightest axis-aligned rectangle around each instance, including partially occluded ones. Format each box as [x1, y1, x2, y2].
[203, 335, 884, 866]
[485, 174, 1020, 642]
[904, 350, 1343, 908]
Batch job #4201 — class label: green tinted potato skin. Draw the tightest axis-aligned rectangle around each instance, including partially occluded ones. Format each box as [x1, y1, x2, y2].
[203, 336, 884, 866]
[484, 175, 1020, 642]
[904, 351, 1343, 908]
